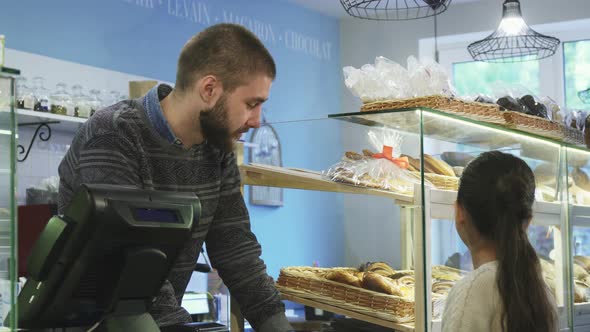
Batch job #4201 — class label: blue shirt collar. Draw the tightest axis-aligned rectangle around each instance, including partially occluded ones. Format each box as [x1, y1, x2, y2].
[143, 84, 183, 146]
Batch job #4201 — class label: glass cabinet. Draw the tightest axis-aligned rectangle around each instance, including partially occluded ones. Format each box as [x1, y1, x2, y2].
[240, 106, 588, 331]
[3, 86, 590, 330]
[0, 74, 17, 330]
[566, 147, 590, 330]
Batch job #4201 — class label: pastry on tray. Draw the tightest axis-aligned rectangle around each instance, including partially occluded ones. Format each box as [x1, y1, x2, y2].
[327, 154, 420, 194]
[327, 151, 460, 194]
[313, 262, 466, 299]
[362, 272, 406, 297]
[325, 270, 364, 288]
[326, 128, 460, 193]
[325, 128, 428, 193]
[402, 153, 456, 177]
[573, 167, 590, 192]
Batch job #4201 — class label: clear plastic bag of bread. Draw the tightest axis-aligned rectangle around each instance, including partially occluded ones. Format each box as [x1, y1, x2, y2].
[342, 56, 453, 103]
[324, 128, 430, 194]
[343, 56, 411, 103]
[406, 56, 455, 98]
[487, 83, 552, 119]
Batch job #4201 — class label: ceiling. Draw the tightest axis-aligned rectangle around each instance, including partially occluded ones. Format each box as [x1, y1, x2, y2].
[287, 0, 484, 18]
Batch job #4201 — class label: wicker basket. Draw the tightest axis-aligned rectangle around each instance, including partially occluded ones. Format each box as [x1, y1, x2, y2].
[360, 96, 586, 146]
[361, 95, 506, 124]
[409, 172, 459, 191]
[502, 111, 562, 140]
[277, 266, 442, 324]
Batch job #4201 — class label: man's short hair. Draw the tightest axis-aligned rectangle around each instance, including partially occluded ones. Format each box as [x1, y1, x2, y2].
[176, 23, 276, 93]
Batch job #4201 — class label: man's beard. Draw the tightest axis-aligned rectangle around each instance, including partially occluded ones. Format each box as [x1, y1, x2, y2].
[199, 94, 247, 153]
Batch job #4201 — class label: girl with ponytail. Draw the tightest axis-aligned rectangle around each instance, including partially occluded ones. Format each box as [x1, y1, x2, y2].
[442, 151, 557, 332]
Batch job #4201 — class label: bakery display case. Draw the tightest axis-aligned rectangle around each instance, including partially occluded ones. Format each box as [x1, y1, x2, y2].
[566, 147, 590, 330]
[240, 104, 584, 331]
[0, 74, 17, 329]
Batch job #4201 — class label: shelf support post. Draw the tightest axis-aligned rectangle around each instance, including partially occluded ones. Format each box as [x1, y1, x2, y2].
[400, 206, 414, 270]
[414, 184, 432, 332]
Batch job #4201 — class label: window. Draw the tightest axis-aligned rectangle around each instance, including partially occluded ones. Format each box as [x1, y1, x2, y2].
[423, 20, 590, 107]
[453, 60, 540, 97]
[564, 40, 590, 110]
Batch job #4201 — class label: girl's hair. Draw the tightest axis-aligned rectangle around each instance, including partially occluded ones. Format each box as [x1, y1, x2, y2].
[457, 151, 556, 332]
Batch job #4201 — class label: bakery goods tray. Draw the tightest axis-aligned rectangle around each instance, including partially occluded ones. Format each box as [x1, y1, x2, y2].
[277, 266, 443, 324]
[360, 95, 584, 145]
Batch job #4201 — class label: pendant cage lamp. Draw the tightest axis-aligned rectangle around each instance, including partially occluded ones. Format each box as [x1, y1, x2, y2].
[579, 88, 590, 104]
[467, 0, 560, 63]
[339, 0, 452, 21]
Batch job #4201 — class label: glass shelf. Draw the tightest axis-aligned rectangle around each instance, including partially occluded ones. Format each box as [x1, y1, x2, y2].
[329, 107, 571, 153]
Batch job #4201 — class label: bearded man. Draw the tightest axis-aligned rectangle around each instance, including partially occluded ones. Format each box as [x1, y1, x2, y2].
[57, 23, 292, 332]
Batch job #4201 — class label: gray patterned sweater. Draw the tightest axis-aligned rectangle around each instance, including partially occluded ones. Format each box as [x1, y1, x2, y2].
[57, 96, 290, 331]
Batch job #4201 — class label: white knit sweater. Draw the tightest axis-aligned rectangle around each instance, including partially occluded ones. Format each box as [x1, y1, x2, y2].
[442, 261, 503, 332]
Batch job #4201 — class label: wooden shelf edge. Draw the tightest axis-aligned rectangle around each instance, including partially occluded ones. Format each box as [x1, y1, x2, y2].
[280, 291, 415, 332]
[17, 108, 87, 124]
[240, 163, 414, 204]
[239, 164, 584, 215]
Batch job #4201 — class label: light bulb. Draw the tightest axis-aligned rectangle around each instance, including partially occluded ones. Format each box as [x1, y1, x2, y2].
[497, 16, 527, 36]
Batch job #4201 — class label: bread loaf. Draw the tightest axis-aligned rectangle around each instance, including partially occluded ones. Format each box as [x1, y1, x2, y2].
[395, 275, 415, 286]
[345, 151, 364, 161]
[575, 256, 590, 273]
[432, 280, 454, 295]
[575, 282, 588, 303]
[573, 167, 590, 192]
[402, 154, 456, 177]
[432, 265, 464, 282]
[363, 149, 376, 157]
[362, 272, 403, 297]
[424, 154, 456, 177]
[325, 271, 363, 288]
[534, 162, 557, 185]
[574, 262, 590, 281]
[402, 154, 421, 171]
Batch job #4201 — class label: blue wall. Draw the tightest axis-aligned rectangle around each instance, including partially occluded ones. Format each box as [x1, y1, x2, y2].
[1, 0, 344, 277]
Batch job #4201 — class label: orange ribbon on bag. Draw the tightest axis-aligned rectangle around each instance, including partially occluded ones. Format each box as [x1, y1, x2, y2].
[372, 145, 409, 169]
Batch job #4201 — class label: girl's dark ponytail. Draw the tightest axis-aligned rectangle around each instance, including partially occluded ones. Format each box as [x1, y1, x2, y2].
[457, 151, 556, 332]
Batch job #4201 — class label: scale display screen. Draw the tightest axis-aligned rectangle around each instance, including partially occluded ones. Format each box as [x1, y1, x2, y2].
[134, 208, 181, 223]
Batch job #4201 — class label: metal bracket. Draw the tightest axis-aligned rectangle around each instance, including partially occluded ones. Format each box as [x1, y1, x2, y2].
[17, 121, 58, 162]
